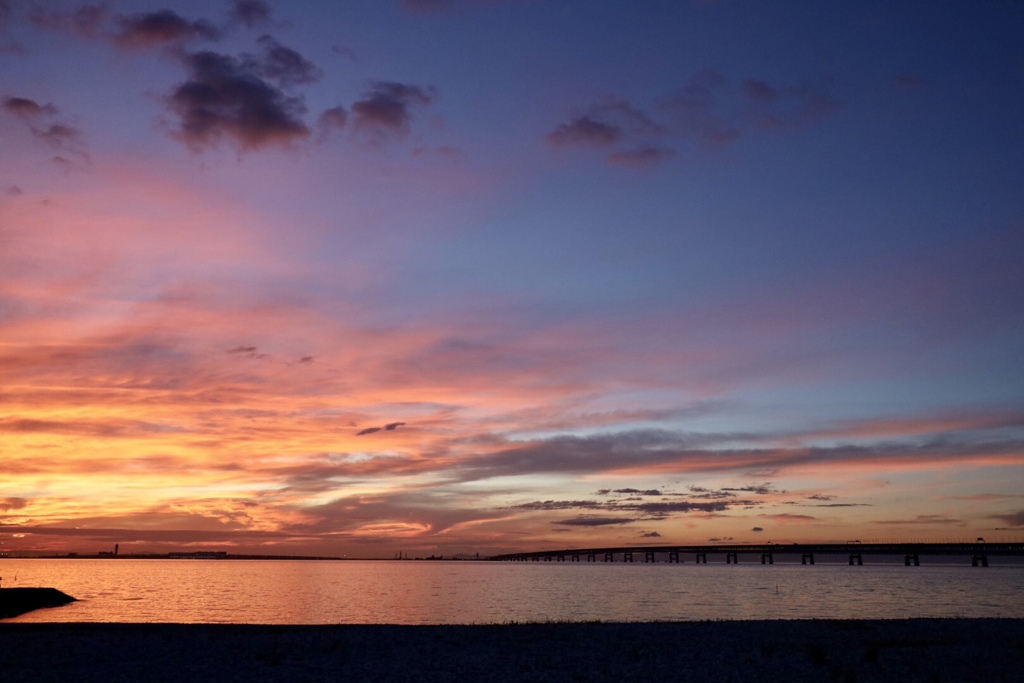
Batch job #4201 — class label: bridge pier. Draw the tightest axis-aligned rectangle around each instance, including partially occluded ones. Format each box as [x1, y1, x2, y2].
[849, 553, 863, 565]
[623, 551, 634, 563]
[972, 554, 989, 567]
[904, 553, 920, 566]
[801, 553, 815, 565]
[604, 551, 614, 562]
[587, 553, 596, 562]
[668, 550, 681, 563]
[645, 550, 656, 563]
[761, 551, 773, 565]
[532, 556, 540, 561]
[695, 552, 707, 564]
[726, 552, 739, 564]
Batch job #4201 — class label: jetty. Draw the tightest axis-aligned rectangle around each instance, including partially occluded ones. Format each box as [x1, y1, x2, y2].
[0, 587, 77, 619]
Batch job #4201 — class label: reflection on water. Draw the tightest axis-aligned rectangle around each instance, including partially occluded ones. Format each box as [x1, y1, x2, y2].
[2, 559, 1022, 624]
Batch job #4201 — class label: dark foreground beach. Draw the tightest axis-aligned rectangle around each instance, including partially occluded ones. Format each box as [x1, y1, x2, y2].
[1, 619, 1022, 682]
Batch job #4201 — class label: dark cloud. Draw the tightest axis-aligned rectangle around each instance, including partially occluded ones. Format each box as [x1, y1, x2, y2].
[2, 96, 87, 159]
[508, 500, 604, 511]
[611, 488, 662, 496]
[456, 430, 698, 481]
[230, 0, 272, 28]
[721, 484, 779, 495]
[608, 147, 676, 166]
[5, 185, 22, 196]
[546, 115, 622, 148]
[50, 154, 82, 170]
[751, 526, 764, 532]
[507, 498, 734, 519]
[298, 355, 314, 364]
[873, 515, 964, 526]
[547, 98, 677, 167]
[634, 500, 731, 516]
[991, 510, 1024, 527]
[356, 422, 406, 436]
[29, 4, 107, 39]
[598, 97, 666, 135]
[167, 50, 310, 150]
[760, 513, 817, 523]
[1, 497, 27, 512]
[687, 486, 736, 500]
[227, 346, 268, 359]
[450, 427, 1024, 485]
[228, 345, 258, 354]
[114, 10, 220, 49]
[34, 123, 81, 147]
[2, 96, 57, 118]
[351, 81, 433, 140]
[708, 536, 735, 542]
[661, 69, 839, 145]
[808, 503, 871, 508]
[640, 531, 662, 538]
[553, 516, 636, 527]
[739, 78, 839, 132]
[251, 35, 322, 86]
[807, 494, 835, 501]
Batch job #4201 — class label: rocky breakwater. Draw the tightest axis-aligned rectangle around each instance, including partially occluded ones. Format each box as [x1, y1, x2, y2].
[0, 588, 77, 619]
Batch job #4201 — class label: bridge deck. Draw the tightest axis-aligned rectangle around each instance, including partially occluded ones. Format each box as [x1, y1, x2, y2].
[491, 542, 1024, 562]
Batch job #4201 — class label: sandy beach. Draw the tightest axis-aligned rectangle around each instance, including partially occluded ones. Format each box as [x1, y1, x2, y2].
[1, 619, 1021, 682]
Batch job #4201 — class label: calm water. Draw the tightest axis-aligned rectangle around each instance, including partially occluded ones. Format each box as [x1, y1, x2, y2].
[2, 559, 1021, 624]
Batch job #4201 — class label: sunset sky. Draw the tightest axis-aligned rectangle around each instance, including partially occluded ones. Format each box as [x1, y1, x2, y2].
[1, 0, 1023, 558]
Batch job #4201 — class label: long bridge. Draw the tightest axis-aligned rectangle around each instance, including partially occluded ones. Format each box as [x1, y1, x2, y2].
[490, 541, 1024, 567]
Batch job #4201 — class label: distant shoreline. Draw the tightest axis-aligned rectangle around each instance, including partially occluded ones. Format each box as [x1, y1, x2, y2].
[6, 553, 1024, 565]
[3, 553, 345, 561]
[2, 618, 1022, 682]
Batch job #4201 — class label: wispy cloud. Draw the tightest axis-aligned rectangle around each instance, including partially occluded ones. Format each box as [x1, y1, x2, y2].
[546, 115, 623, 148]
[548, 69, 839, 167]
[229, 0, 272, 28]
[113, 9, 220, 49]
[351, 81, 434, 142]
[1, 95, 88, 164]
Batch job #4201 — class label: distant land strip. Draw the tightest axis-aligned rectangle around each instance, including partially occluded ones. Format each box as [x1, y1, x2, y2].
[4, 552, 342, 561]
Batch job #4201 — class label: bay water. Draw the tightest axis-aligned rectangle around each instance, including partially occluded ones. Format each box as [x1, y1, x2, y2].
[2, 558, 1021, 624]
